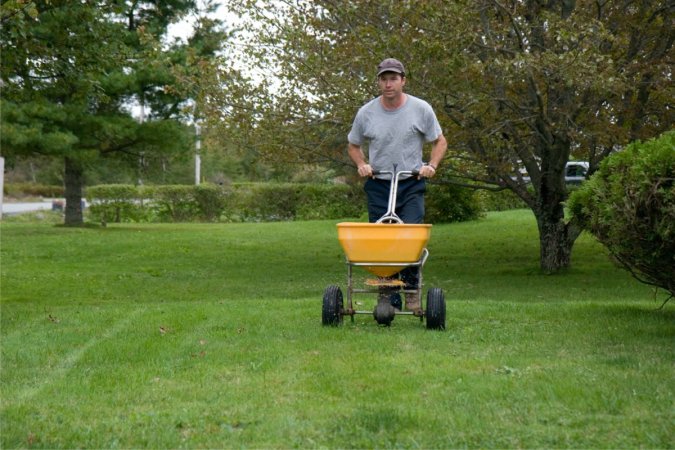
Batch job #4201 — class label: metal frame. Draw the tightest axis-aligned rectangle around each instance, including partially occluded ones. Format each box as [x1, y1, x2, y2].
[342, 248, 429, 319]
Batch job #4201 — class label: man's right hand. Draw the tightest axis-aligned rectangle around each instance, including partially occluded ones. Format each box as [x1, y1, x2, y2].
[357, 164, 373, 177]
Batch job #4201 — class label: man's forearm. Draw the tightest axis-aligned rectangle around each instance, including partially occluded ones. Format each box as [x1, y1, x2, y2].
[348, 143, 373, 177]
[428, 134, 447, 168]
[348, 143, 367, 167]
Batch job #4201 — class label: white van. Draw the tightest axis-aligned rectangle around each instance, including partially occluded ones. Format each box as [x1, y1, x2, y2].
[512, 161, 589, 185]
[565, 161, 589, 185]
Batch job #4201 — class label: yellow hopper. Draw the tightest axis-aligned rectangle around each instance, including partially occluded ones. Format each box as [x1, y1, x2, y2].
[337, 222, 432, 277]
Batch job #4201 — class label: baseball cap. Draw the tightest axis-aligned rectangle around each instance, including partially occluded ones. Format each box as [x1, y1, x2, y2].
[377, 58, 405, 77]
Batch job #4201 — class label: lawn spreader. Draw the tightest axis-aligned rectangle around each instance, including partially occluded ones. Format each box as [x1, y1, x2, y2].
[322, 170, 446, 329]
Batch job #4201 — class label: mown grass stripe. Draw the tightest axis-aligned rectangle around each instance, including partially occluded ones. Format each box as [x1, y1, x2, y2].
[4, 307, 144, 406]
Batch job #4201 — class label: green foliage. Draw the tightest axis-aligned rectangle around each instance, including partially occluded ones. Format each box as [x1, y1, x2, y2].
[228, 183, 299, 222]
[477, 189, 528, 212]
[3, 182, 63, 198]
[87, 184, 147, 223]
[221, 0, 673, 272]
[0, 1, 229, 224]
[192, 183, 228, 222]
[85, 183, 365, 223]
[568, 131, 675, 297]
[224, 0, 674, 171]
[295, 184, 364, 221]
[222, 183, 366, 222]
[139, 184, 227, 223]
[425, 183, 484, 223]
[146, 185, 201, 223]
[83, 182, 489, 224]
[86, 184, 229, 223]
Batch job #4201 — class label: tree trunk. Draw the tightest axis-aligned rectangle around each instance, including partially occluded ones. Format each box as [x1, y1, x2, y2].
[64, 156, 84, 226]
[533, 180, 584, 273]
[536, 216, 572, 273]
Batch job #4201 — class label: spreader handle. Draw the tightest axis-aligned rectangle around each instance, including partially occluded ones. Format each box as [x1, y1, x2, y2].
[371, 170, 421, 178]
[372, 169, 424, 224]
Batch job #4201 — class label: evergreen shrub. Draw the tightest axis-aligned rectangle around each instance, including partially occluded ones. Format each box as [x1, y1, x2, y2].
[567, 131, 675, 298]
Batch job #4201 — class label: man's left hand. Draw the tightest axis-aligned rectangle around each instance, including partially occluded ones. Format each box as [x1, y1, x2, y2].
[418, 164, 437, 178]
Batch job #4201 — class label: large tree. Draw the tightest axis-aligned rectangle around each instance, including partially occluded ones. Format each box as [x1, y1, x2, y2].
[0, 0, 228, 224]
[219, 0, 673, 272]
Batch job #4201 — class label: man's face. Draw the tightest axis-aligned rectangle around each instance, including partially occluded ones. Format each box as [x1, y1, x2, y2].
[378, 72, 405, 99]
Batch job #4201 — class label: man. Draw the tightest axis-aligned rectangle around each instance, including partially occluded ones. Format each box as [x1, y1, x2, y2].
[347, 58, 447, 312]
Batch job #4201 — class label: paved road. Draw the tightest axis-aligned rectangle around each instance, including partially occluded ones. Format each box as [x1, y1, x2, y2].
[2, 200, 90, 216]
[2, 201, 55, 215]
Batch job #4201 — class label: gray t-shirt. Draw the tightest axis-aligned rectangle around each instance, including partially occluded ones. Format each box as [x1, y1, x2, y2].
[348, 94, 442, 179]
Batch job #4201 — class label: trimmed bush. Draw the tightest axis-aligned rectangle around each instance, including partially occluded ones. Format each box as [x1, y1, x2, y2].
[147, 185, 200, 222]
[224, 183, 366, 222]
[226, 183, 298, 222]
[87, 183, 228, 223]
[295, 184, 364, 220]
[86, 184, 146, 223]
[3, 183, 64, 198]
[568, 131, 675, 298]
[193, 184, 229, 222]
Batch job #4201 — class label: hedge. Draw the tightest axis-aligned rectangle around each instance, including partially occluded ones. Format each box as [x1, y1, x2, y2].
[85, 182, 486, 224]
[3, 183, 64, 198]
[85, 183, 365, 223]
[86, 184, 148, 223]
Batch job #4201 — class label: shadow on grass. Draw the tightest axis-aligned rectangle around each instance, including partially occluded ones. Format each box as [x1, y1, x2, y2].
[584, 302, 675, 341]
[592, 302, 675, 320]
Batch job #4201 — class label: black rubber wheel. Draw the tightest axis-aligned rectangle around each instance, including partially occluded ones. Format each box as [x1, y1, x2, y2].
[322, 285, 344, 326]
[425, 288, 446, 330]
[373, 302, 396, 326]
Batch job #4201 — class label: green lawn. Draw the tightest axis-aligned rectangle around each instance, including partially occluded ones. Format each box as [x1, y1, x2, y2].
[1, 210, 673, 448]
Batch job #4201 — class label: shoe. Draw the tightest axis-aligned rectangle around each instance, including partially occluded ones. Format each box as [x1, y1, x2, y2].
[405, 293, 421, 311]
